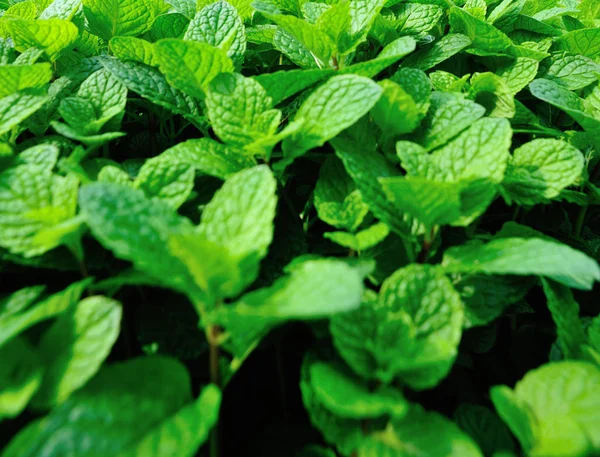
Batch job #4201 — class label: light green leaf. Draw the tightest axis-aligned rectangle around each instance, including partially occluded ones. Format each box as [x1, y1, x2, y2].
[1, 357, 221, 457]
[148, 12, 189, 40]
[0, 280, 90, 348]
[19, 145, 59, 170]
[109, 36, 157, 66]
[0, 164, 79, 257]
[79, 183, 197, 296]
[360, 405, 484, 457]
[412, 92, 486, 152]
[314, 155, 368, 232]
[449, 6, 513, 53]
[375, 264, 464, 389]
[266, 12, 335, 65]
[50, 121, 126, 146]
[205, 72, 280, 149]
[333, 137, 409, 237]
[7, 19, 78, 61]
[0, 337, 42, 419]
[157, 138, 255, 179]
[381, 176, 496, 228]
[224, 258, 366, 319]
[401, 33, 472, 71]
[0, 64, 52, 98]
[469, 72, 515, 118]
[100, 57, 204, 124]
[0, 89, 49, 136]
[281, 75, 382, 166]
[495, 57, 539, 95]
[134, 157, 194, 209]
[502, 139, 585, 206]
[395, 3, 444, 36]
[553, 28, 600, 59]
[339, 36, 416, 78]
[545, 52, 600, 91]
[39, 0, 81, 19]
[272, 28, 320, 69]
[197, 165, 277, 264]
[442, 237, 600, 290]
[542, 279, 586, 360]
[254, 68, 333, 105]
[492, 361, 600, 456]
[184, 1, 246, 64]
[325, 223, 389, 252]
[529, 78, 600, 149]
[83, 0, 165, 40]
[59, 68, 127, 135]
[371, 79, 420, 138]
[32, 296, 122, 409]
[308, 361, 408, 419]
[154, 38, 234, 100]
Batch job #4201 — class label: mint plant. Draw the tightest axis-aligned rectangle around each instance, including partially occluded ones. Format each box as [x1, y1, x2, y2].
[2, 0, 600, 456]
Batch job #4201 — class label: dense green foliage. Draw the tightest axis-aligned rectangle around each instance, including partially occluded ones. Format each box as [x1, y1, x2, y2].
[2, 0, 600, 455]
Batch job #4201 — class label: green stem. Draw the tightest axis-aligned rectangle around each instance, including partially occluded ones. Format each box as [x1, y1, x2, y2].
[573, 205, 588, 238]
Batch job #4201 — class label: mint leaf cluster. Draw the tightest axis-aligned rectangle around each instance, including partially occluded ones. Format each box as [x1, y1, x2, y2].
[2, 0, 600, 456]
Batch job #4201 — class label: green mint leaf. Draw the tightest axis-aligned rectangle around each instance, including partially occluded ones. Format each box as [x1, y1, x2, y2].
[360, 404, 484, 457]
[31, 296, 122, 409]
[50, 121, 126, 146]
[0, 164, 79, 257]
[325, 223, 390, 252]
[553, 28, 600, 60]
[281, 74, 382, 167]
[39, 0, 81, 19]
[7, 19, 78, 61]
[544, 51, 600, 91]
[529, 78, 600, 148]
[147, 12, 189, 40]
[184, 1, 246, 65]
[1, 356, 220, 457]
[19, 144, 59, 169]
[469, 72, 516, 118]
[0, 89, 49, 136]
[371, 79, 420, 138]
[449, 5, 513, 54]
[205, 72, 280, 149]
[83, 0, 165, 40]
[453, 274, 533, 328]
[134, 156, 194, 209]
[495, 57, 539, 95]
[307, 361, 408, 419]
[541, 279, 586, 360]
[395, 2, 444, 36]
[157, 138, 255, 180]
[154, 38, 234, 100]
[442, 237, 600, 290]
[0, 280, 90, 348]
[375, 264, 464, 389]
[492, 361, 600, 456]
[100, 57, 204, 125]
[380, 176, 496, 229]
[339, 36, 416, 77]
[0, 63, 52, 98]
[109, 36, 157, 66]
[253, 68, 333, 105]
[502, 139, 585, 206]
[197, 165, 277, 267]
[401, 33, 472, 71]
[314, 155, 368, 232]
[334, 138, 410, 238]
[0, 337, 42, 419]
[78, 183, 197, 295]
[58, 68, 127, 135]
